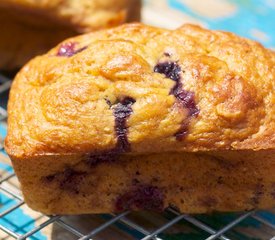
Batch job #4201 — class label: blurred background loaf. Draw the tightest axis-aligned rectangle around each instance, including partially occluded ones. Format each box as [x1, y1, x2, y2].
[0, 0, 141, 71]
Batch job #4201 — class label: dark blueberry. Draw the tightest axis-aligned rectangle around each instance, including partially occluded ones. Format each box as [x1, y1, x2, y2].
[87, 151, 119, 167]
[114, 97, 136, 119]
[44, 174, 56, 182]
[86, 96, 135, 167]
[171, 83, 200, 117]
[57, 42, 87, 57]
[43, 168, 87, 194]
[154, 60, 199, 120]
[154, 61, 181, 81]
[153, 62, 199, 140]
[115, 184, 164, 211]
[59, 168, 87, 194]
[170, 80, 199, 139]
[113, 97, 136, 152]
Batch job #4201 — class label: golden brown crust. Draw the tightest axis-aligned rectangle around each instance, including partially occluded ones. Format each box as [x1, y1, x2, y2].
[5, 23, 275, 214]
[5, 23, 275, 157]
[0, 0, 140, 70]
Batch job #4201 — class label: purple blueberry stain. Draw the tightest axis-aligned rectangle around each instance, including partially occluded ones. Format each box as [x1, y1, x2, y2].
[57, 42, 87, 57]
[43, 168, 87, 194]
[86, 96, 136, 167]
[154, 61, 199, 140]
[154, 61, 181, 81]
[44, 174, 55, 182]
[59, 168, 87, 194]
[87, 151, 119, 167]
[115, 184, 164, 211]
[251, 180, 264, 206]
[170, 84, 199, 117]
[174, 121, 189, 140]
[113, 97, 136, 152]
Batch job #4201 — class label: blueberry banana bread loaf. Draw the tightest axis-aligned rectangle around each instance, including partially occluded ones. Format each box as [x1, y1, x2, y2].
[0, 0, 140, 70]
[5, 23, 275, 214]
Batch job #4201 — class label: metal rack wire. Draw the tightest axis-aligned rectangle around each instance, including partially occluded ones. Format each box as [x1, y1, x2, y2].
[0, 74, 275, 240]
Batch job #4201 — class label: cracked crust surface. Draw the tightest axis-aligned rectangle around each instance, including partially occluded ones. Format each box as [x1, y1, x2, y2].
[6, 23, 275, 157]
[0, 0, 140, 70]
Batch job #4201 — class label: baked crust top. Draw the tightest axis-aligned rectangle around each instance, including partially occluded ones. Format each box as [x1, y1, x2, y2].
[5, 23, 275, 157]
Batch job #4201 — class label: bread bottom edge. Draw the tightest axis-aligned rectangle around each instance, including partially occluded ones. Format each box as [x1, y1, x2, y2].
[10, 150, 275, 214]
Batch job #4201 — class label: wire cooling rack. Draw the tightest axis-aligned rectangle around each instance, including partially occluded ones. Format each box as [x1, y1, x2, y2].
[0, 74, 275, 240]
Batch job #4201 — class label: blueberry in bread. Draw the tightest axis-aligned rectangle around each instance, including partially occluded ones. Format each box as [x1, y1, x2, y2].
[5, 23, 275, 214]
[0, 0, 141, 70]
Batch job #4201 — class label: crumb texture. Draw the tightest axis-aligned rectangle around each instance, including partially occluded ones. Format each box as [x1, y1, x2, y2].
[6, 23, 275, 157]
[11, 150, 275, 214]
